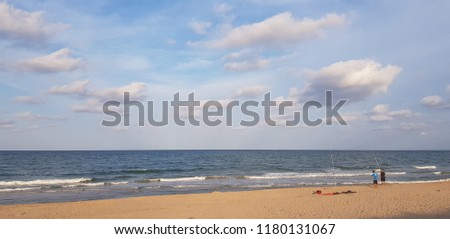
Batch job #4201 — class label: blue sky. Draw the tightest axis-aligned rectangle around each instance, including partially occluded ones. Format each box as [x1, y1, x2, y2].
[0, 0, 449, 150]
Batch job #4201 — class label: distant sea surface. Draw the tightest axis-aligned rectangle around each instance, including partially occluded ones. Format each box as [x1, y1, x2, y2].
[1, 150, 449, 204]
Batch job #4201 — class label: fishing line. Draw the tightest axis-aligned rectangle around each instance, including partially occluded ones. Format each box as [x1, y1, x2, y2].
[372, 151, 381, 169]
[330, 150, 337, 186]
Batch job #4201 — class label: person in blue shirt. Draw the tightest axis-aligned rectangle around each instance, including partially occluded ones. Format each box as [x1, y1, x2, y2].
[371, 170, 378, 188]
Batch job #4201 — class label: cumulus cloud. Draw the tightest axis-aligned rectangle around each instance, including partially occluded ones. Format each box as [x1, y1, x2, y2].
[189, 21, 212, 35]
[12, 96, 44, 104]
[371, 104, 389, 114]
[48, 80, 89, 96]
[0, 2, 66, 44]
[189, 12, 346, 49]
[17, 48, 82, 73]
[93, 82, 148, 101]
[48, 81, 148, 113]
[327, 104, 413, 124]
[232, 85, 268, 98]
[222, 49, 270, 72]
[287, 87, 302, 102]
[421, 95, 443, 107]
[369, 104, 412, 121]
[49, 81, 147, 101]
[301, 59, 402, 102]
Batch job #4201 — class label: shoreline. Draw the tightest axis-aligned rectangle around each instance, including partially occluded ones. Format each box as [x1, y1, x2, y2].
[1, 181, 449, 219]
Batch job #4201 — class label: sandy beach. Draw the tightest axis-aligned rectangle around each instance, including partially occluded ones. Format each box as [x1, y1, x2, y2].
[1, 181, 449, 219]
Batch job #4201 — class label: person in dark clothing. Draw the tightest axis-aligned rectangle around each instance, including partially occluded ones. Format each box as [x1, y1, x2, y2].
[380, 169, 386, 185]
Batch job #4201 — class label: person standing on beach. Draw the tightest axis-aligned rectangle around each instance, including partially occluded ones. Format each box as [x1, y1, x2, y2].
[371, 170, 378, 188]
[380, 169, 386, 185]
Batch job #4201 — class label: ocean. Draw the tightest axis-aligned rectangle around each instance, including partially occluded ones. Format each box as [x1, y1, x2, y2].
[0, 150, 449, 204]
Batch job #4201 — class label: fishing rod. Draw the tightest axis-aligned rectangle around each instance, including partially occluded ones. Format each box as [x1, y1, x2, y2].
[372, 151, 381, 170]
[330, 149, 337, 186]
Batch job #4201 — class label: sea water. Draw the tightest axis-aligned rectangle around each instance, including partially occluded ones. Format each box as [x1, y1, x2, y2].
[0, 150, 449, 204]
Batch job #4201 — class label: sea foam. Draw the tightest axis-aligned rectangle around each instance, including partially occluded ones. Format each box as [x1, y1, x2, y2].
[413, 166, 437, 169]
[0, 178, 92, 187]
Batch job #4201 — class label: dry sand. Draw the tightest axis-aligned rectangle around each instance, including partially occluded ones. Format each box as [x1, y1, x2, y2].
[1, 181, 449, 219]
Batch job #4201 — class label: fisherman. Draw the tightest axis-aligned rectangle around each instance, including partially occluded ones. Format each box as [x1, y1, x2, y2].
[371, 170, 378, 188]
[380, 169, 386, 185]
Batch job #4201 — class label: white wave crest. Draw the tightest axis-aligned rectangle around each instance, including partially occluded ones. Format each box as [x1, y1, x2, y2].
[0, 178, 92, 187]
[413, 166, 436, 169]
[0, 187, 37, 192]
[389, 178, 450, 184]
[160, 176, 205, 182]
[246, 171, 406, 180]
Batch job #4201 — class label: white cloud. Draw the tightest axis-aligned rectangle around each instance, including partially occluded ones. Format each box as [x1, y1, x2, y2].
[14, 112, 65, 121]
[287, 87, 302, 102]
[173, 59, 213, 70]
[47, 81, 148, 113]
[71, 82, 148, 114]
[388, 109, 412, 117]
[400, 122, 427, 130]
[0, 2, 66, 44]
[340, 112, 367, 122]
[326, 111, 367, 124]
[222, 49, 254, 61]
[369, 114, 392, 122]
[302, 59, 402, 102]
[189, 12, 346, 49]
[224, 57, 270, 72]
[14, 112, 41, 121]
[93, 82, 148, 100]
[369, 104, 412, 121]
[232, 85, 268, 98]
[374, 122, 427, 132]
[222, 49, 270, 72]
[71, 99, 103, 113]
[17, 48, 82, 73]
[12, 96, 44, 104]
[0, 120, 14, 128]
[372, 125, 390, 131]
[189, 21, 212, 35]
[48, 80, 89, 96]
[213, 3, 233, 14]
[421, 95, 443, 107]
[166, 38, 177, 46]
[372, 104, 389, 114]
[12, 125, 41, 133]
